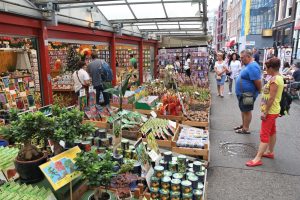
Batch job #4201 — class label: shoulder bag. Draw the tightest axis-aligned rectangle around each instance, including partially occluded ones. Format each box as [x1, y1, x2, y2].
[240, 77, 254, 106]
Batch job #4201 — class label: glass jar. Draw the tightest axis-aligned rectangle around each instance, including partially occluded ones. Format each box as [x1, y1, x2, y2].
[193, 161, 202, 172]
[154, 166, 164, 178]
[177, 155, 187, 173]
[125, 149, 131, 159]
[198, 182, 204, 191]
[159, 189, 170, 200]
[171, 179, 181, 191]
[161, 176, 171, 189]
[150, 187, 160, 199]
[160, 159, 168, 170]
[188, 175, 199, 189]
[182, 192, 193, 200]
[164, 151, 173, 162]
[150, 177, 160, 188]
[172, 173, 183, 180]
[169, 161, 178, 173]
[193, 189, 203, 200]
[164, 170, 172, 178]
[170, 191, 181, 200]
[181, 180, 192, 194]
[195, 171, 205, 183]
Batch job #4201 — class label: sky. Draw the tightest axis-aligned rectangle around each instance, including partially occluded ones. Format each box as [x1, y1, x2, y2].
[207, 0, 220, 16]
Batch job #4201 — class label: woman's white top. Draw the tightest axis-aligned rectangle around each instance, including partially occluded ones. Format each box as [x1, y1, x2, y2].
[229, 60, 242, 79]
[215, 61, 226, 75]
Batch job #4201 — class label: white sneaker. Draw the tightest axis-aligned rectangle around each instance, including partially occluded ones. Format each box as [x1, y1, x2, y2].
[228, 92, 232, 95]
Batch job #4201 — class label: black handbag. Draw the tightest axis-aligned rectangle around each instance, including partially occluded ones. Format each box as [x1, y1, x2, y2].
[240, 77, 254, 106]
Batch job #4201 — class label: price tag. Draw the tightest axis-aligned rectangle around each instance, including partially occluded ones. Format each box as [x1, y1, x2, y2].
[88, 86, 94, 93]
[150, 111, 157, 118]
[79, 89, 86, 97]
[148, 150, 159, 162]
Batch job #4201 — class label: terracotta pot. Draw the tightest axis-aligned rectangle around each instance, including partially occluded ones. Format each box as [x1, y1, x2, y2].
[14, 152, 47, 183]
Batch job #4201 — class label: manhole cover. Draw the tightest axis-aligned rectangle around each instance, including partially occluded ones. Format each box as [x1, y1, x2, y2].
[219, 142, 257, 158]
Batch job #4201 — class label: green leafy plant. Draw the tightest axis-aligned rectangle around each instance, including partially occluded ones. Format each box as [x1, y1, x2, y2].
[104, 73, 132, 111]
[50, 106, 96, 155]
[75, 150, 117, 200]
[3, 111, 54, 161]
[118, 160, 134, 174]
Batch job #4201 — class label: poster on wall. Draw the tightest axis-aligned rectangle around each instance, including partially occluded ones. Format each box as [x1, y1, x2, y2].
[39, 146, 81, 191]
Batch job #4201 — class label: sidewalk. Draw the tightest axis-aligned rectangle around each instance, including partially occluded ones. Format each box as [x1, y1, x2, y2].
[207, 72, 300, 200]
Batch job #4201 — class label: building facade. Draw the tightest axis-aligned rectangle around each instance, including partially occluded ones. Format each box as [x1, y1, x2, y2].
[228, 0, 242, 51]
[293, 0, 300, 62]
[273, 0, 297, 48]
[216, 0, 229, 50]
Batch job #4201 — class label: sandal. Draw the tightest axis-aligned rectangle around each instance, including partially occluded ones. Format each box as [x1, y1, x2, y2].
[262, 153, 274, 159]
[233, 125, 243, 130]
[235, 129, 251, 134]
[246, 160, 263, 167]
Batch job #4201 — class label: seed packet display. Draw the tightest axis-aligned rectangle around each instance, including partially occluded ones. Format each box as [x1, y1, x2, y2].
[2, 77, 9, 88]
[27, 94, 35, 107]
[0, 92, 7, 105]
[15, 97, 25, 110]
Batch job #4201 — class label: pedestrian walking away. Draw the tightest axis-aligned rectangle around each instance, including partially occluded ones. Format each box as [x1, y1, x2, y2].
[246, 57, 284, 167]
[234, 49, 262, 134]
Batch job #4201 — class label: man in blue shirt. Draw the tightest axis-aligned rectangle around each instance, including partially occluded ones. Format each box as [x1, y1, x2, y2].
[235, 49, 262, 134]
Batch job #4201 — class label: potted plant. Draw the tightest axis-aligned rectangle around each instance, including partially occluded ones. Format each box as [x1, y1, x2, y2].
[104, 73, 132, 111]
[75, 150, 117, 200]
[2, 111, 54, 183]
[112, 161, 137, 200]
[50, 105, 96, 154]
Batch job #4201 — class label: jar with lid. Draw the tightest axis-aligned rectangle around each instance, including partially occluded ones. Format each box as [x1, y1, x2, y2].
[154, 166, 164, 178]
[170, 191, 181, 200]
[181, 180, 192, 194]
[150, 187, 160, 199]
[182, 192, 193, 200]
[150, 177, 160, 188]
[171, 179, 181, 191]
[159, 189, 170, 200]
[161, 176, 171, 189]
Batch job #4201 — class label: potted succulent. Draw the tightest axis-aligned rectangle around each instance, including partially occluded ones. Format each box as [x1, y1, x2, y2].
[75, 150, 117, 200]
[50, 105, 96, 154]
[1, 111, 54, 183]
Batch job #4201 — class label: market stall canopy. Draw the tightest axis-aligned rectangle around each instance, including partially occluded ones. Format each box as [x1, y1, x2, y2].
[36, 0, 208, 38]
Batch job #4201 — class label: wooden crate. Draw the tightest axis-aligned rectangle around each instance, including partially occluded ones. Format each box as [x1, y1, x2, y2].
[82, 117, 109, 129]
[156, 113, 184, 122]
[110, 101, 134, 110]
[142, 124, 179, 149]
[122, 129, 142, 140]
[134, 108, 153, 116]
[182, 112, 210, 130]
[171, 129, 210, 160]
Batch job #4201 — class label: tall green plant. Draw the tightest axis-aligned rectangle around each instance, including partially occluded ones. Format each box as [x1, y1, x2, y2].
[75, 150, 117, 200]
[104, 73, 132, 111]
[8, 112, 54, 161]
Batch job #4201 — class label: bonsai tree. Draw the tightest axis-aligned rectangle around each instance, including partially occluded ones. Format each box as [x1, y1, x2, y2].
[104, 73, 132, 111]
[50, 105, 96, 155]
[4, 111, 54, 161]
[75, 150, 117, 200]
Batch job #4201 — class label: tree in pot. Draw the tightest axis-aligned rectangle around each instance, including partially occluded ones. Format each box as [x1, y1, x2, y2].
[2, 111, 54, 183]
[104, 73, 132, 111]
[75, 150, 117, 200]
[50, 105, 96, 155]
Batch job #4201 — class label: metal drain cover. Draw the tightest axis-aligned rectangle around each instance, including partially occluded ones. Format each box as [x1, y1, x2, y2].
[220, 142, 257, 158]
